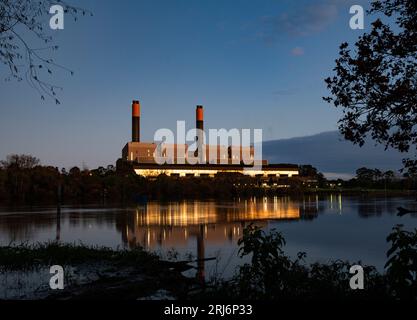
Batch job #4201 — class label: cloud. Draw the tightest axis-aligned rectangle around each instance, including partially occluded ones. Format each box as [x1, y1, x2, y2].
[258, 0, 367, 42]
[291, 47, 305, 56]
[261, 3, 338, 40]
[323, 172, 355, 180]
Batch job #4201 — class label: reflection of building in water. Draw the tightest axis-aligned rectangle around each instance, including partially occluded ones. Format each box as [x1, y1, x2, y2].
[118, 198, 301, 249]
[300, 195, 320, 220]
[115, 198, 301, 282]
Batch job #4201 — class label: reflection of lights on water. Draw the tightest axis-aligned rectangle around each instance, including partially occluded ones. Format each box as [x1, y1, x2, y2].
[124, 200, 301, 248]
[338, 194, 342, 214]
[330, 194, 334, 209]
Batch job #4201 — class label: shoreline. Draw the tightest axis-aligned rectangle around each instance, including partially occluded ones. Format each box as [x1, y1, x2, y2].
[0, 243, 199, 300]
[0, 189, 415, 207]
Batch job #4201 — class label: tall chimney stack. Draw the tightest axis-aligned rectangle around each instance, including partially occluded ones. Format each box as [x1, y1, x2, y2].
[196, 105, 204, 132]
[195, 105, 204, 161]
[132, 100, 141, 142]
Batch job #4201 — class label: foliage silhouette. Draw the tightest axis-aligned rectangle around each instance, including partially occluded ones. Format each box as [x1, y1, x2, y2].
[200, 223, 417, 300]
[385, 224, 417, 299]
[324, 0, 417, 173]
[0, 0, 92, 103]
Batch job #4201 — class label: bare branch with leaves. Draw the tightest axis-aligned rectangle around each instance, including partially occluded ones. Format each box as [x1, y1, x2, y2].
[0, 0, 92, 104]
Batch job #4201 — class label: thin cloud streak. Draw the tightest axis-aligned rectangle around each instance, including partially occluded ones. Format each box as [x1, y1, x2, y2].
[291, 47, 305, 56]
[258, 0, 368, 43]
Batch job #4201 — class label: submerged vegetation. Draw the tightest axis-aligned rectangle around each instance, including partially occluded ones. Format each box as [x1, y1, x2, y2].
[0, 242, 198, 299]
[0, 242, 157, 271]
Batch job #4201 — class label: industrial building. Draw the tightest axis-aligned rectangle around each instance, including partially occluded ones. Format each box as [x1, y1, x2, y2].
[121, 100, 299, 178]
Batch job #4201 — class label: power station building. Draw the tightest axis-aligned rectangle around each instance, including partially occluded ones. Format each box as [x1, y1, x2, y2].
[122, 100, 299, 179]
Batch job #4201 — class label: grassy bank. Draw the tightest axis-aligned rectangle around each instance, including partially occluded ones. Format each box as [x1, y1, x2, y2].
[0, 242, 199, 300]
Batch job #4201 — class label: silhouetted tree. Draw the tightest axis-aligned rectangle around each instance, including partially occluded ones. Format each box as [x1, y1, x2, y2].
[356, 167, 376, 182]
[299, 165, 326, 187]
[0, 154, 40, 201]
[384, 170, 395, 182]
[0, 0, 91, 103]
[299, 165, 319, 177]
[324, 0, 417, 172]
[0, 166, 6, 201]
[0, 154, 40, 169]
[69, 166, 81, 176]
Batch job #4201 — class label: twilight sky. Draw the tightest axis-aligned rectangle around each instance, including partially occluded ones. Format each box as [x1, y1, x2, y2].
[0, 0, 369, 169]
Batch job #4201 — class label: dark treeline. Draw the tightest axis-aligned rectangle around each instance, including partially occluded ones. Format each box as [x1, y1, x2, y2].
[1, 155, 417, 205]
[327, 167, 417, 191]
[0, 154, 296, 204]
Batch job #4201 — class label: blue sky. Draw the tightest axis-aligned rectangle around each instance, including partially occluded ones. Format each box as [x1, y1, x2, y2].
[0, 0, 370, 169]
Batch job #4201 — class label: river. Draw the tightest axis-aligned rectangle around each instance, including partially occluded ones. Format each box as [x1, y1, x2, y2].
[1, 195, 417, 279]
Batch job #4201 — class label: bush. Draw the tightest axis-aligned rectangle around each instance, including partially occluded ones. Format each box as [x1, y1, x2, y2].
[199, 223, 417, 300]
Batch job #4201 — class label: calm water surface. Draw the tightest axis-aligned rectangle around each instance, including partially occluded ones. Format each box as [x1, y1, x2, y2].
[1, 195, 417, 278]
